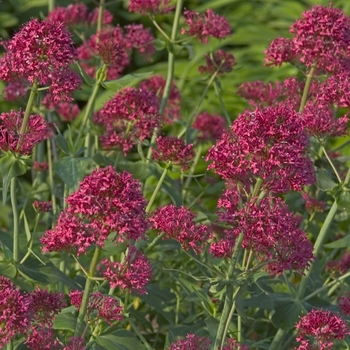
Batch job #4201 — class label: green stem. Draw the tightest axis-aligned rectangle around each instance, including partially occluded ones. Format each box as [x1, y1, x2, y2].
[48, 0, 54, 12]
[20, 81, 38, 135]
[183, 144, 203, 197]
[74, 67, 105, 152]
[145, 165, 169, 213]
[269, 328, 287, 350]
[150, 16, 170, 41]
[213, 79, 231, 126]
[146, 0, 184, 161]
[74, 246, 101, 337]
[214, 231, 244, 349]
[298, 64, 315, 113]
[128, 318, 153, 350]
[46, 138, 58, 215]
[11, 178, 19, 262]
[177, 69, 220, 139]
[96, 0, 105, 35]
[321, 145, 341, 183]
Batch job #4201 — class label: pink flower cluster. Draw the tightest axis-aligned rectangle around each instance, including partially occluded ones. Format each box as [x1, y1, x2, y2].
[0, 19, 80, 104]
[41, 166, 147, 255]
[139, 75, 181, 125]
[93, 87, 160, 155]
[0, 277, 68, 349]
[212, 194, 314, 275]
[99, 246, 152, 295]
[265, 5, 350, 74]
[47, 3, 113, 26]
[70, 290, 123, 325]
[150, 205, 210, 254]
[77, 25, 154, 80]
[296, 309, 348, 349]
[206, 105, 315, 193]
[0, 110, 52, 155]
[193, 112, 226, 142]
[182, 9, 231, 44]
[129, 0, 173, 15]
[33, 200, 52, 213]
[152, 136, 194, 170]
[198, 50, 236, 75]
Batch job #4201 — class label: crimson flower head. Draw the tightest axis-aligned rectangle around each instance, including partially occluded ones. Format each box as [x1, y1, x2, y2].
[296, 309, 348, 349]
[124, 24, 155, 60]
[181, 9, 231, 44]
[41, 167, 147, 255]
[0, 277, 30, 348]
[199, 50, 236, 75]
[169, 334, 211, 350]
[0, 110, 52, 155]
[94, 87, 160, 155]
[149, 204, 211, 254]
[70, 290, 123, 325]
[139, 75, 181, 125]
[99, 246, 152, 295]
[54, 102, 81, 122]
[152, 136, 194, 170]
[206, 105, 315, 193]
[193, 112, 226, 142]
[0, 19, 80, 102]
[265, 5, 350, 73]
[129, 0, 173, 15]
[33, 200, 52, 213]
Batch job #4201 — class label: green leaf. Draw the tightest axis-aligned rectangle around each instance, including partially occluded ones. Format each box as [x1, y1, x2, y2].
[337, 192, 350, 210]
[324, 234, 350, 249]
[0, 261, 17, 278]
[0, 12, 19, 27]
[100, 72, 154, 94]
[54, 156, 96, 190]
[117, 161, 156, 182]
[53, 311, 77, 331]
[56, 133, 71, 155]
[17, 263, 50, 284]
[153, 38, 167, 51]
[95, 330, 147, 350]
[74, 61, 96, 86]
[316, 168, 337, 191]
[0, 153, 28, 205]
[271, 299, 303, 331]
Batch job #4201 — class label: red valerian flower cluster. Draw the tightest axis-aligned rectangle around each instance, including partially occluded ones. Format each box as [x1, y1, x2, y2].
[152, 136, 194, 170]
[198, 50, 236, 75]
[99, 246, 152, 295]
[212, 194, 314, 275]
[149, 204, 211, 254]
[93, 87, 160, 155]
[77, 25, 154, 80]
[206, 105, 315, 193]
[0, 110, 52, 155]
[295, 309, 348, 349]
[70, 290, 123, 325]
[339, 293, 350, 316]
[41, 167, 147, 255]
[33, 200, 52, 213]
[0, 19, 80, 104]
[55, 102, 81, 122]
[47, 3, 113, 26]
[129, 0, 173, 15]
[181, 9, 231, 44]
[265, 4, 350, 74]
[193, 112, 226, 142]
[139, 75, 181, 125]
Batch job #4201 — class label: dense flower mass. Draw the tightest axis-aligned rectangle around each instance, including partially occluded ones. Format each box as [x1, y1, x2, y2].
[33, 200, 52, 213]
[129, 0, 173, 14]
[152, 136, 194, 170]
[296, 309, 348, 349]
[339, 293, 350, 316]
[41, 167, 147, 255]
[94, 87, 160, 154]
[0, 19, 80, 102]
[70, 291, 123, 325]
[54, 102, 81, 122]
[265, 5, 350, 73]
[99, 247, 152, 294]
[150, 205, 210, 254]
[212, 194, 314, 275]
[206, 105, 315, 193]
[193, 112, 226, 141]
[198, 50, 236, 75]
[182, 9, 231, 44]
[139, 75, 181, 124]
[0, 277, 30, 348]
[0, 110, 52, 155]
